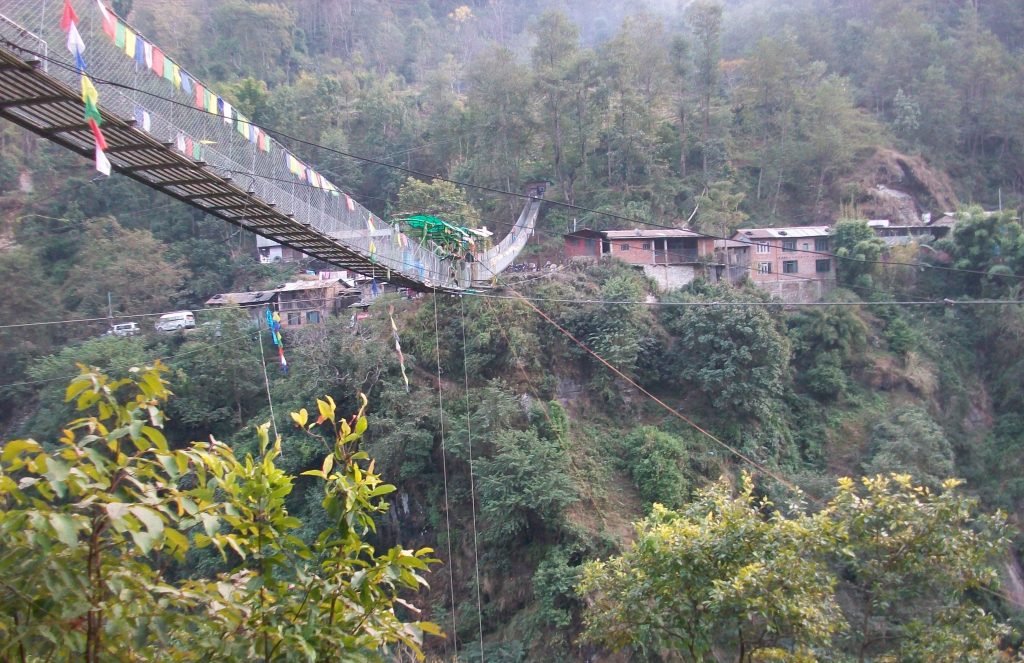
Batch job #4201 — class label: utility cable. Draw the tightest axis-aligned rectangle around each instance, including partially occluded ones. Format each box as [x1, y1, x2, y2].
[502, 285, 812, 499]
[458, 296, 486, 662]
[431, 293, 459, 653]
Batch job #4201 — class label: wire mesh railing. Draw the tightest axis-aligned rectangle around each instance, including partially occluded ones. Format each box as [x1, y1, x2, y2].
[0, 0, 466, 288]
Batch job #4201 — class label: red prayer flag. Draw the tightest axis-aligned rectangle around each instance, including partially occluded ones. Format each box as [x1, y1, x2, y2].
[96, 1, 116, 38]
[60, 0, 78, 33]
[151, 47, 165, 77]
[194, 82, 205, 109]
[185, 137, 194, 156]
[88, 118, 108, 151]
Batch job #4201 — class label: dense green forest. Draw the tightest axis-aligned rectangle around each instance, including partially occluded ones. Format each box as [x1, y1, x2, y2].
[2, 0, 1024, 660]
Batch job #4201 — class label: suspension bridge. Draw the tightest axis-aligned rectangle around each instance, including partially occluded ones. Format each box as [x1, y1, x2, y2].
[0, 0, 541, 292]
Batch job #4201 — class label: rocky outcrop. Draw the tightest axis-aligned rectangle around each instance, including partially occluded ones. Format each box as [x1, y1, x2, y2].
[843, 148, 960, 224]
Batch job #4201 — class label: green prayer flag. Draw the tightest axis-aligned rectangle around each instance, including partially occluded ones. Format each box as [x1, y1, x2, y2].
[115, 22, 126, 49]
[83, 98, 102, 124]
[192, 143, 202, 160]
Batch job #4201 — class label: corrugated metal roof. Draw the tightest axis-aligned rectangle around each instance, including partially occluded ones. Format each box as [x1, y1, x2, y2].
[205, 291, 278, 306]
[602, 229, 702, 239]
[733, 226, 831, 240]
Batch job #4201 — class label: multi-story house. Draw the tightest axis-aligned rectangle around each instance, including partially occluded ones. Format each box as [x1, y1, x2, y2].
[730, 226, 835, 301]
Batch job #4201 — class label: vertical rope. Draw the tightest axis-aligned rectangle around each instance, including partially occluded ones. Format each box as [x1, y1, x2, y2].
[459, 295, 486, 662]
[432, 292, 459, 655]
[256, 324, 279, 440]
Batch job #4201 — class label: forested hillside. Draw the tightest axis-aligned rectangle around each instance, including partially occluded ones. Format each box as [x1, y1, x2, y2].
[2, 0, 1024, 660]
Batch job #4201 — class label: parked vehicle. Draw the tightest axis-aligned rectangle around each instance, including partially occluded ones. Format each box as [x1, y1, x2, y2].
[155, 310, 196, 332]
[106, 322, 140, 337]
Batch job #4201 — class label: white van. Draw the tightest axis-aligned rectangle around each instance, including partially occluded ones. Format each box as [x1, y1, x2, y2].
[107, 322, 140, 337]
[155, 311, 196, 332]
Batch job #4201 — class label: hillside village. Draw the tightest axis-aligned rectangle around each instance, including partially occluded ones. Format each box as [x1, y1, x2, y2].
[1, 0, 1024, 660]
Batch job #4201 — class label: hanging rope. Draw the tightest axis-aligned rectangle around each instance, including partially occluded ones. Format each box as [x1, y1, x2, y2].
[459, 296, 486, 661]
[255, 323, 279, 440]
[432, 293, 459, 654]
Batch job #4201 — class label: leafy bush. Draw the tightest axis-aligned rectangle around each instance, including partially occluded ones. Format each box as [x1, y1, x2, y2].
[475, 429, 577, 545]
[0, 364, 440, 661]
[624, 425, 693, 508]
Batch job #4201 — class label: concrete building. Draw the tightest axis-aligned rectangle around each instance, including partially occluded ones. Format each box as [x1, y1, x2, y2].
[731, 226, 835, 302]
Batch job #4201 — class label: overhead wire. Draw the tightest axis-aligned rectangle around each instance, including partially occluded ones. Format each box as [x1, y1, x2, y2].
[18, 43, 1022, 286]
[431, 294, 459, 654]
[458, 296, 486, 662]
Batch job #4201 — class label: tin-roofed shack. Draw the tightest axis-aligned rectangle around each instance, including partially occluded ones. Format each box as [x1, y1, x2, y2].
[206, 278, 359, 327]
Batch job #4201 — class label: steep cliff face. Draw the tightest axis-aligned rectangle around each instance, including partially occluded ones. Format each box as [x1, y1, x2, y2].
[842, 148, 960, 223]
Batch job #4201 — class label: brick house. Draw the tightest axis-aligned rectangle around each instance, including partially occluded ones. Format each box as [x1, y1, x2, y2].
[730, 226, 835, 301]
[563, 228, 719, 290]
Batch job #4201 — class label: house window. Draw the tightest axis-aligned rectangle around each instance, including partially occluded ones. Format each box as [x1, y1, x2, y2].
[306, 310, 321, 324]
[620, 243, 629, 251]
[287, 312, 301, 325]
[815, 238, 829, 251]
[782, 239, 796, 251]
[756, 243, 770, 254]
[803, 243, 810, 250]
[783, 260, 799, 274]
[757, 262, 772, 274]
[816, 259, 832, 273]
[642, 243, 651, 251]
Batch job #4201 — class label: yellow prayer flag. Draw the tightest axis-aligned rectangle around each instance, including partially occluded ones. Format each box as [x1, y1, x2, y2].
[81, 75, 99, 105]
[124, 28, 136, 59]
[172, 63, 181, 89]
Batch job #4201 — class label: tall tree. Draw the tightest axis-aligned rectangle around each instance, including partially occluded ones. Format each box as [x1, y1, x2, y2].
[687, 1, 723, 185]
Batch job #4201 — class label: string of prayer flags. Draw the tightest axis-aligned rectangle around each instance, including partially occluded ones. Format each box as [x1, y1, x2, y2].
[62, 0, 110, 176]
[367, 216, 378, 257]
[92, 1, 359, 204]
[264, 308, 287, 372]
[388, 305, 411, 393]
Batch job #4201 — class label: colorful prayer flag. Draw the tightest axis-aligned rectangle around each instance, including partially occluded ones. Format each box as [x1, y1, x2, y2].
[176, 132, 186, 153]
[388, 305, 410, 393]
[194, 82, 204, 109]
[134, 107, 151, 132]
[180, 70, 192, 94]
[345, 194, 355, 212]
[163, 56, 174, 83]
[133, 36, 145, 67]
[152, 47, 165, 77]
[60, 0, 78, 32]
[124, 28, 136, 59]
[171, 63, 181, 89]
[66, 21, 85, 56]
[96, 0, 116, 38]
[144, 41, 153, 69]
[95, 143, 111, 176]
[114, 21, 125, 49]
[222, 100, 233, 125]
[88, 119, 107, 150]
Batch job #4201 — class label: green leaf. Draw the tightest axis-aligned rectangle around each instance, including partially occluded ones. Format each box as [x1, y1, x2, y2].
[49, 513, 79, 547]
